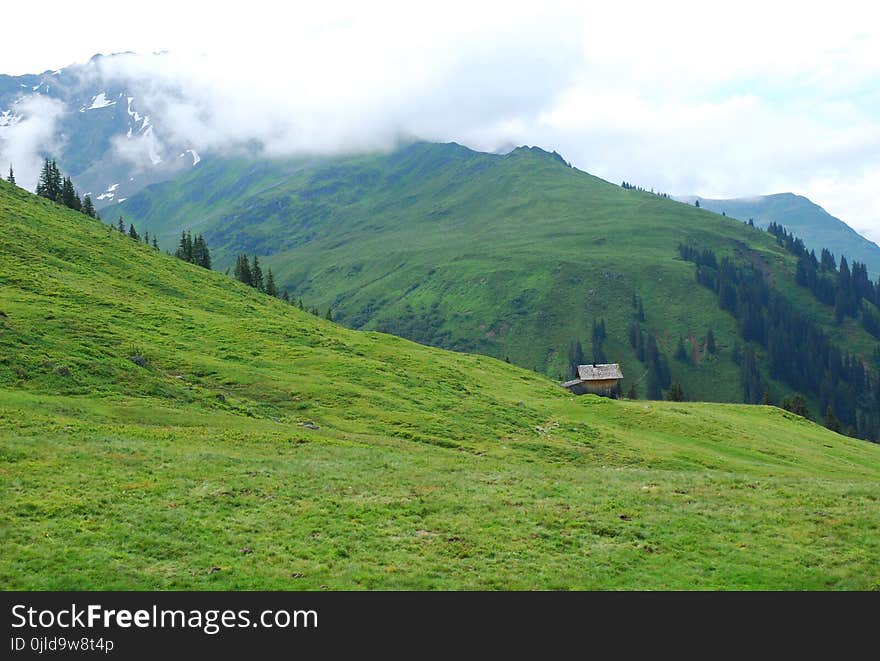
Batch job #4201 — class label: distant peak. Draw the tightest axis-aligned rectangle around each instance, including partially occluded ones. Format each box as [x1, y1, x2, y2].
[508, 145, 569, 166]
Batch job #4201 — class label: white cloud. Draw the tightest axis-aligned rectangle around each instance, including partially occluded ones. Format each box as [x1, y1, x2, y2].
[2, 1, 880, 239]
[0, 95, 66, 190]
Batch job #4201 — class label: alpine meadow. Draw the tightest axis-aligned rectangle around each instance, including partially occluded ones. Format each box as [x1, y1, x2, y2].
[2, 178, 880, 590]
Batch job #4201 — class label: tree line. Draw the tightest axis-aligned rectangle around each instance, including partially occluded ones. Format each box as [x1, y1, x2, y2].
[32, 159, 99, 219]
[767, 221, 880, 338]
[112, 215, 160, 250]
[679, 242, 880, 442]
[232, 253, 332, 319]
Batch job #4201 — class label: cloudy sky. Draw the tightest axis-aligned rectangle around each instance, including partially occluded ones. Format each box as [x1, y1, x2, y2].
[4, 0, 880, 241]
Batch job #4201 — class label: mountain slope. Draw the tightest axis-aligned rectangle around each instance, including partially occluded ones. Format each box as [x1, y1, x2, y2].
[3, 178, 880, 589]
[119, 143, 880, 418]
[682, 193, 880, 278]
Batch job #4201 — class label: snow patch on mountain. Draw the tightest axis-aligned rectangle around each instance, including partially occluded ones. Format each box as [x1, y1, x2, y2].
[126, 97, 142, 123]
[96, 182, 120, 201]
[97, 183, 119, 199]
[0, 111, 22, 127]
[178, 149, 201, 166]
[80, 92, 117, 112]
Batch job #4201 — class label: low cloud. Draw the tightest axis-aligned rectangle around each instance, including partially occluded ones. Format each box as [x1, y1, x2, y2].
[0, 95, 66, 190]
[2, 0, 879, 240]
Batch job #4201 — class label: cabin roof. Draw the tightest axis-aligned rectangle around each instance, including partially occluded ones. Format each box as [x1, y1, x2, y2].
[576, 363, 623, 381]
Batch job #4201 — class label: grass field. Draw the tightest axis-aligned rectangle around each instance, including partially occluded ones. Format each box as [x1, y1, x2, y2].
[3, 179, 880, 589]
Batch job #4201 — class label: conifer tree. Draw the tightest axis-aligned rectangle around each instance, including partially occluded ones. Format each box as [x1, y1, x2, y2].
[7, 164, 14, 185]
[82, 195, 96, 218]
[825, 406, 841, 433]
[265, 269, 278, 297]
[39, 160, 62, 201]
[251, 256, 264, 292]
[674, 336, 689, 362]
[152, 236, 159, 250]
[60, 176, 80, 210]
[143, 231, 149, 245]
[705, 327, 717, 354]
[175, 231, 193, 262]
[128, 223, 140, 241]
[325, 308, 333, 321]
[192, 234, 211, 269]
[646, 367, 663, 400]
[667, 382, 685, 401]
[234, 254, 252, 286]
[117, 216, 126, 233]
[281, 290, 290, 303]
[626, 383, 637, 399]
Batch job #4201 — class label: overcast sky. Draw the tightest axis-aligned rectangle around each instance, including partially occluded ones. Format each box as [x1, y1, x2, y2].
[4, 0, 880, 242]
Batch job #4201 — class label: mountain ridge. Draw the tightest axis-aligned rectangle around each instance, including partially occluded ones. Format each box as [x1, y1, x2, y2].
[679, 192, 880, 278]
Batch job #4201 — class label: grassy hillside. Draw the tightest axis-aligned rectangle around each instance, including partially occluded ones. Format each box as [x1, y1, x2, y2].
[3, 179, 880, 590]
[119, 142, 880, 412]
[685, 193, 880, 279]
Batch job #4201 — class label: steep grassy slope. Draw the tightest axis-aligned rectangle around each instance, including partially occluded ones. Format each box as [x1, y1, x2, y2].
[684, 193, 880, 278]
[2, 179, 880, 589]
[119, 143, 880, 409]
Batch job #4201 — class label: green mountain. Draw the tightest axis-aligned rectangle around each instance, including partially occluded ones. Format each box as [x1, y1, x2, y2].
[682, 193, 880, 278]
[2, 178, 880, 590]
[118, 142, 880, 424]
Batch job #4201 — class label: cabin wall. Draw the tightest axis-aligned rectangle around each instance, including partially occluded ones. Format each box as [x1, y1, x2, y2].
[583, 379, 619, 392]
[565, 379, 621, 397]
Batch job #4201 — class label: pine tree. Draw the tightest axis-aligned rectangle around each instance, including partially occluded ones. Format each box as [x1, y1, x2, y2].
[791, 394, 809, 418]
[36, 159, 52, 199]
[825, 406, 841, 433]
[152, 236, 159, 250]
[325, 308, 333, 321]
[667, 382, 685, 401]
[264, 269, 278, 297]
[281, 290, 290, 303]
[175, 231, 194, 262]
[251, 256, 264, 292]
[82, 195, 96, 218]
[674, 336, 689, 362]
[705, 327, 717, 354]
[44, 160, 61, 201]
[192, 234, 211, 269]
[144, 231, 149, 245]
[234, 254, 253, 286]
[60, 176, 80, 210]
[128, 223, 140, 241]
[646, 368, 663, 400]
[117, 216, 126, 233]
[7, 164, 14, 185]
[567, 339, 585, 378]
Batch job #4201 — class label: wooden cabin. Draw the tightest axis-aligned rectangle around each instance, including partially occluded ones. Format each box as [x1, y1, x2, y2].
[561, 363, 623, 397]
